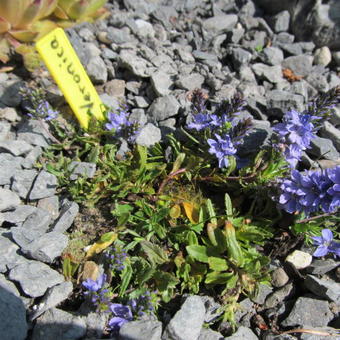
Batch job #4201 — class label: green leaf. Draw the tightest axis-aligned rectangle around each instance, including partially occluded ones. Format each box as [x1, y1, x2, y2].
[225, 193, 233, 218]
[208, 257, 228, 271]
[119, 262, 133, 296]
[205, 271, 234, 285]
[140, 240, 169, 265]
[153, 270, 179, 291]
[206, 199, 217, 225]
[171, 152, 186, 173]
[186, 245, 209, 263]
[214, 228, 227, 253]
[187, 231, 198, 245]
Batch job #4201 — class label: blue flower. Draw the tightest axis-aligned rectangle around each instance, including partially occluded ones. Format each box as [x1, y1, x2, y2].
[207, 134, 237, 168]
[82, 274, 106, 292]
[311, 229, 340, 257]
[27, 101, 59, 121]
[108, 303, 133, 333]
[278, 166, 340, 215]
[108, 316, 130, 333]
[106, 109, 131, 133]
[273, 110, 317, 168]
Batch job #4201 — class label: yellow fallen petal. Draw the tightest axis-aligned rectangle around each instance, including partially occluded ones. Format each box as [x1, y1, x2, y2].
[85, 231, 118, 258]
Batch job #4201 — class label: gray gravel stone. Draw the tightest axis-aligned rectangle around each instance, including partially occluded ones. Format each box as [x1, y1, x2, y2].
[252, 283, 273, 305]
[2, 205, 36, 225]
[232, 48, 252, 70]
[202, 14, 238, 41]
[22, 146, 42, 169]
[119, 50, 150, 78]
[106, 27, 132, 44]
[281, 55, 313, 77]
[11, 169, 38, 199]
[0, 152, 23, 168]
[30, 281, 73, 321]
[260, 47, 284, 66]
[17, 119, 51, 147]
[29, 170, 58, 200]
[52, 199, 79, 233]
[270, 10, 290, 33]
[176, 73, 205, 91]
[21, 231, 68, 263]
[37, 196, 59, 220]
[147, 95, 180, 122]
[314, 47, 332, 67]
[320, 121, 340, 150]
[224, 326, 258, 340]
[21, 207, 52, 236]
[32, 308, 86, 340]
[0, 281, 27, 340]
[271, 268, 289, 288]
[9, 261, 64, 298]
[0, 80, 24, 107]
[305, 259, 339, 275]
[309, 136, 340, 161]
[119, 319, 162, 340]
[0, 107, 21, 122]
[0, 140, 33, 156]
[129, 109, 147, 127]
[162, 295, 205, 340]
[135, 123, 161, 147]
[252, 64, 283, 84]
[0, 234, 24, 273]
[84, 312, 108, 339]
[264, 282, 294, 309]
[151, 71, 173, 96]
[0, 188, 21, 212]
[0, 165, 18, 185]
[69, 161, 96, 180]
[86, 56, 108, 84]
[282, 297, 333, 327]
[304, 275, 340, 303]
[0, 120, 10, 140]
[200, 296, 223, 323]
[198, 328, 224, 340]
[266, 90, 305, 117]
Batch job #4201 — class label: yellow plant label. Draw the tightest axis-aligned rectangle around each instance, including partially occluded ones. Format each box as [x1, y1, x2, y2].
[36, 28, 105, 129]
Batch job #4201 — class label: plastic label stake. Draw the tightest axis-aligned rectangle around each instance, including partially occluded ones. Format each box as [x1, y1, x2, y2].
[36, 28, 105, 129]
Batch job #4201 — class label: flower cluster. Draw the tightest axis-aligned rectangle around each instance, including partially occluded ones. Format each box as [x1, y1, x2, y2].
[108, 291, 155, 334]
[82, 274, 111, 311]
[187, 90, 251, 168]
[312, 229, 340, 258]
[105, 107, 132, 133]
[272, 110, 318, 168]
[104, 246, 128, 272]
[128, 291, 155, 317]
[273, 86, 340, 168]
[278, 166, 340, 215]
[108, 303, 133, 334]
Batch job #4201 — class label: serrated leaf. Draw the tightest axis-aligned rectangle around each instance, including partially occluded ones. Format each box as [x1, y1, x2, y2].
[186, 245, 209, 263]
[85, 232, 117, 258]
[140, 240, 169, 265]
[208, 257, 228, 271]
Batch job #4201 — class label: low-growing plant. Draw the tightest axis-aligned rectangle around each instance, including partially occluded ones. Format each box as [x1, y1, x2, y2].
[23, 85, 340, 336]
